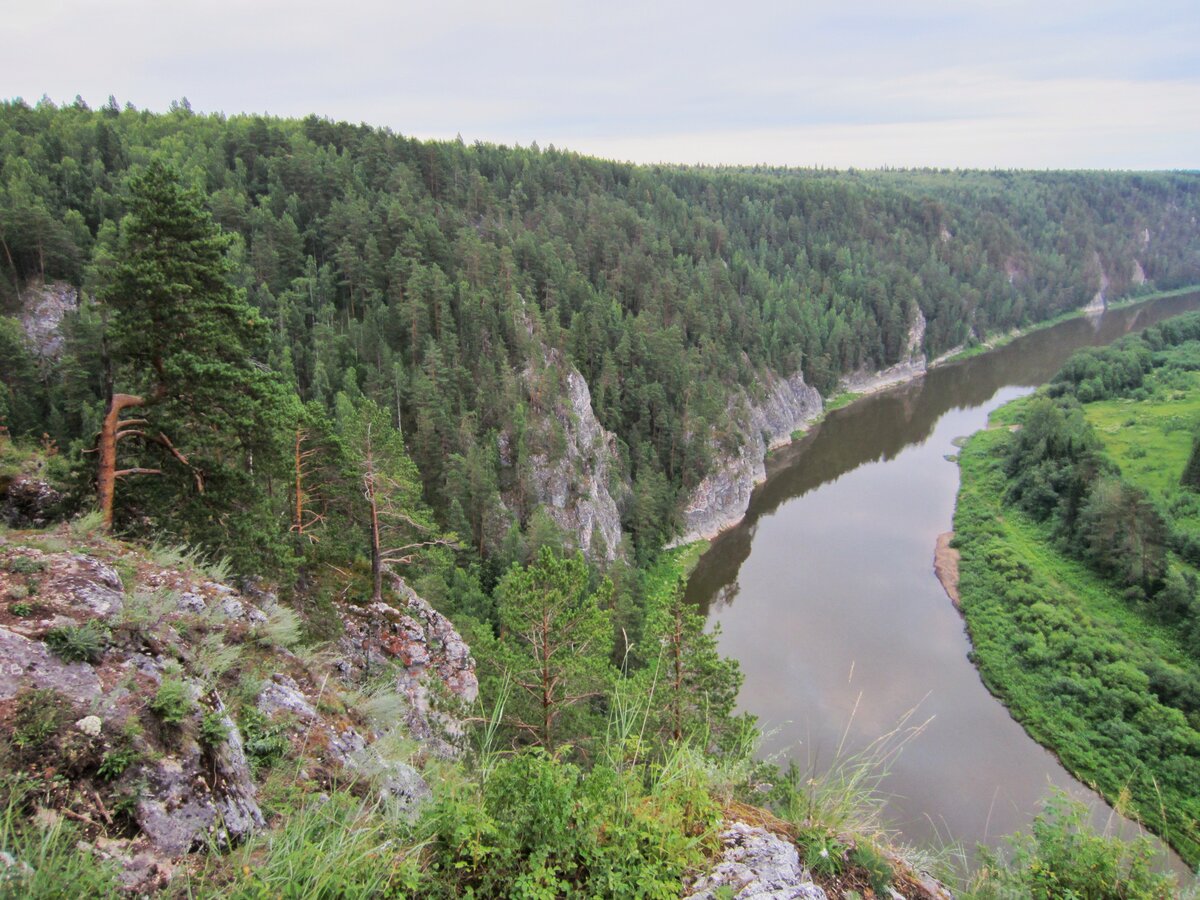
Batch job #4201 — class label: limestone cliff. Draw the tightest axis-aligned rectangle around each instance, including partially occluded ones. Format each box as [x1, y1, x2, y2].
[0, 526, 476, 892]
[672, 369, 822, 545]
[503, 345, 627, 562]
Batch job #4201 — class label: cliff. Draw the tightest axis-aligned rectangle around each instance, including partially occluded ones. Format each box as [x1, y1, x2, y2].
[502, 333, 628, 562]
[672, 369, 822, 545]
[0, 523, 476, 892]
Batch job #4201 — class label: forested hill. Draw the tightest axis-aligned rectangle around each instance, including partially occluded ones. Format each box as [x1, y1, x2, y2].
[3, 98, 1200, 566]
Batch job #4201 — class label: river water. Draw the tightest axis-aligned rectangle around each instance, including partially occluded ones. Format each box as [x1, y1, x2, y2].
[687, 292, 1200, 877]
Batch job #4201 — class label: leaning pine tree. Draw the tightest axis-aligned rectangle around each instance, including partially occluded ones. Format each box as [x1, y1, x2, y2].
[95, 160, 294, 568]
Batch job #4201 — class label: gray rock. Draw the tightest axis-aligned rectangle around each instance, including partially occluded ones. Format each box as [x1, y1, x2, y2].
[0, 626, 102, 704]
[674, 370, 822, 545]
[256, 673, 318, 723]
[685, 823, 827, 900]
[0, 475, 63, 528]
[19, 279, 77, 361]
[39, 553, 125, 619]
[508, 343, 627, 562]
[134, 695, 264, 855]
[176, 591, 208, 614]
[376, 760, 432, 815]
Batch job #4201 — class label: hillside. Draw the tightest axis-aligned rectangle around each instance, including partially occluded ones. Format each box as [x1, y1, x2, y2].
[2, 100, 1200, 568]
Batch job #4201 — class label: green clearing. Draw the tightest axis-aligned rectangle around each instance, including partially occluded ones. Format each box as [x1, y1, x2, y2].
[956, 423, 1200, 867]
[953, 317, 1200, 869]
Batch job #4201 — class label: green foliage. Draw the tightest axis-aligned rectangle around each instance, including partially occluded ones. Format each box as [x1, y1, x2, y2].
[198, 710, 229, 748]
[0, 779, 122, 898]
[223, 791, 422, 899]
[4, 555, 45, 575]
[420, 749, 716, 899]
[237, 705, 291, 774]
[44, 620, 110, 663]
[956, 362, 1200, 865]
[968, 792, 1177, 900]
[9, 600, 32, 616]
[491, 548, 615, 751]
[148, 677, 194, 726]
[9, 689, 69, 753]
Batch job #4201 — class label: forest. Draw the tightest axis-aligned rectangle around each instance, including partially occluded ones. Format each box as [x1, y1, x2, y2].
[2, 96, 1200, 896]
[954, 313, 1200, 868]
[3, 97, 1200, 577]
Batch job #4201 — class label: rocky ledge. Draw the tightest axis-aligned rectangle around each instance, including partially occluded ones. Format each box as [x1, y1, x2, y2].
[0, 529, 476, 892]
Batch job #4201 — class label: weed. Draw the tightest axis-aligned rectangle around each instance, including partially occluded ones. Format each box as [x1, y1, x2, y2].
[0, 780, 121, 895]
[67, 509, 105, 539]
[9, 600, 32, 616]
[198, 710, 229, 748]
[255, 601, 302, 648]
[96, 744, 141, 781]
[5, 555, 44, 576]
[149, 677, 194, 726]
[238, 706, 291, 774]
[10, 689, 69, 752]
[44, 620, 111, 663]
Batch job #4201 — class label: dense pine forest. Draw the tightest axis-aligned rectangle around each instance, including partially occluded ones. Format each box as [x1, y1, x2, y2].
[3, 97, 1200, 896]
[3, 97, 1200, 577]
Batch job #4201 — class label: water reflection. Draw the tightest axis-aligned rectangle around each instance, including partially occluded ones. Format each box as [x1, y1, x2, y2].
[688, 293, 1200, 877]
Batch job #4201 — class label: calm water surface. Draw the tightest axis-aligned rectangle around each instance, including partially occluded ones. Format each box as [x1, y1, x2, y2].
[688, 293, 1200, 877]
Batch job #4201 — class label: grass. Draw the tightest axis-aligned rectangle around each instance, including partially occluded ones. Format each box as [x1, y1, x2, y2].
[954, 410, 1200, 867]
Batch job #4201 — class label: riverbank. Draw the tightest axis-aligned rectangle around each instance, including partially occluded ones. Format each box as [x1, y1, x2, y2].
[932, 532, 959, 607]
[953, 378, 1200, 868]
[686, 284, 1200, 548]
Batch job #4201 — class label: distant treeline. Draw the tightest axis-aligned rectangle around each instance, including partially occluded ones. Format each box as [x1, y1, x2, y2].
[3, 97, 1200, 564]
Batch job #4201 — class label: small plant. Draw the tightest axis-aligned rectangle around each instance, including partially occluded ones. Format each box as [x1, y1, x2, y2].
[9, 600, 33, 617]
[68, 509, 105, 539]
[848, 841, 894, 896]
[44, 620, 110, 663]
[255, 602, 303, 648]
[149, 677, 194, 726]
[798, 830, 847, 879]
[198, 709, 229, 748]
[97, 743, 141, 781]
[238, 706, 291, 774]
[5, 555, 45, 576]
[10, 689, 69, 752]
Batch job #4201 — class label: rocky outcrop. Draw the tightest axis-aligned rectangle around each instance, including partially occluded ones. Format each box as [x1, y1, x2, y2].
[673, 370, 822, 545]
[839, 308, 928, 396]
[0, 474, 63, 528]
[337, 575, 478, 756]
[505, 346, 627, 562]
[684, 822, 827, 900]
[0, 535, 473, 889]
[19, 279, 77, 362]
[674, 310, 928, 545]
[1084, 250, 1109, 314]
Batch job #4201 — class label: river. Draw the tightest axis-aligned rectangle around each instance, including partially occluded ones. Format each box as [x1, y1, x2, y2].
[686, 291, 1200, 878]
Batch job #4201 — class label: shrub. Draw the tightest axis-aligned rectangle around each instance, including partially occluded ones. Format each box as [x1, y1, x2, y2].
[969, 792, 1176, 900]
[4, 556, 45, 576]
[9, 689, 69, 752]
[45, 620, 111, 663]
[149, 678, 194, 726]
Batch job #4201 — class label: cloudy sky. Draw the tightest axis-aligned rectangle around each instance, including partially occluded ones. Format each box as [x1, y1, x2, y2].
[6, 0, 1199, 169]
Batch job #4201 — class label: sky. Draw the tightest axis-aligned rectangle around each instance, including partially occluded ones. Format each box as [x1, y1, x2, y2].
[5, 0, 1199, 169]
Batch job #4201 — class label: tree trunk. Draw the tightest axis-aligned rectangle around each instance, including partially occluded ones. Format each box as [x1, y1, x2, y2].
[364, 424, 383, 603]
[98, 393, 145, 531]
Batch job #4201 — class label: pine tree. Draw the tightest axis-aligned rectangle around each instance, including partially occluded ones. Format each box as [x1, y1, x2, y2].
[495, 548, 614, 749]
[95, 160, 294, 567]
